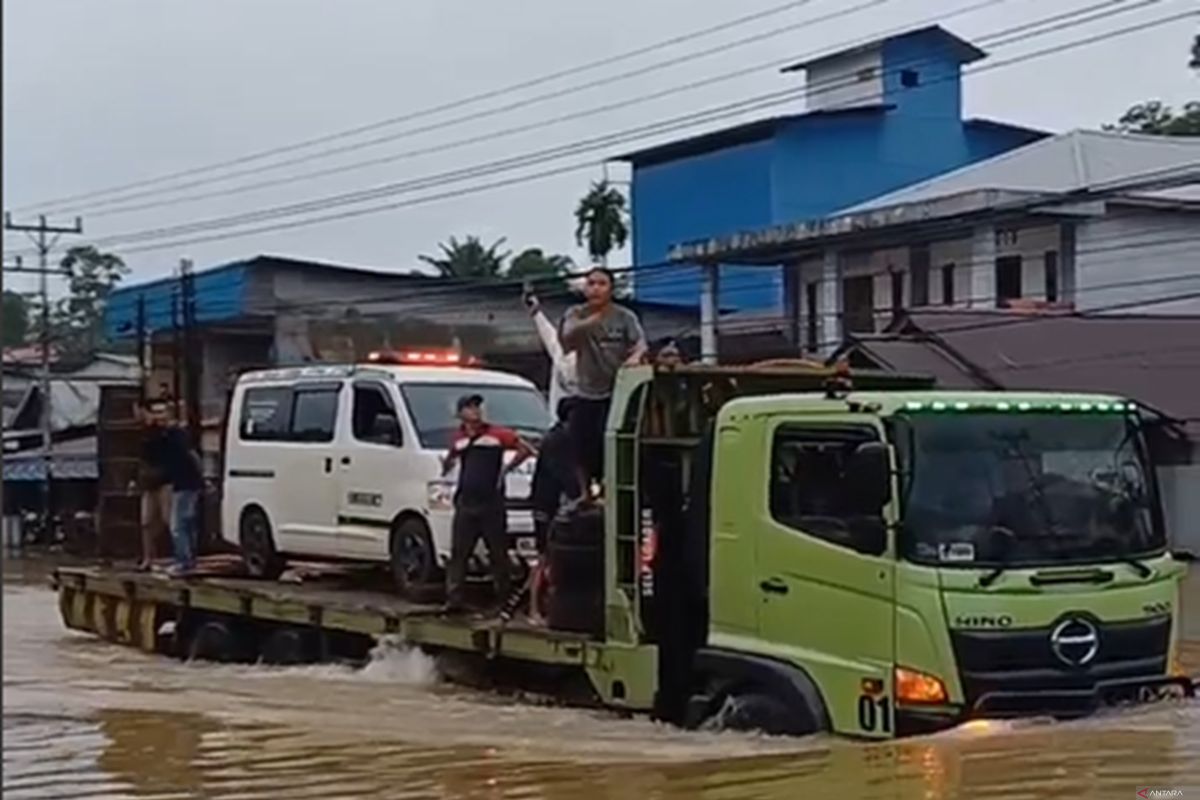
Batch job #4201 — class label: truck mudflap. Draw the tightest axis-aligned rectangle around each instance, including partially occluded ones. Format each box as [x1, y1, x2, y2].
[972, 675, 1197, 719]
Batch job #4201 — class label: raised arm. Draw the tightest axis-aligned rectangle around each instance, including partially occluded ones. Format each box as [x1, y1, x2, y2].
[533, 309, 565, 365]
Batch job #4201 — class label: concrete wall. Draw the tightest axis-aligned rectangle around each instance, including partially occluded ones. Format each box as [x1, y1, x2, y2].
[1075, 207, 1200, 314]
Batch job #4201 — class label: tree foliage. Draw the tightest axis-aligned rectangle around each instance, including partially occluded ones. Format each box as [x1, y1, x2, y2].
[1107, 38, 1199, 136]
[418, 235, 511, 280]
[508, 248, 574, 289]
[1109, 100, 1200, 136]
[574, 180, 629, 265]
[49, 245, 129, 356]
[2, 290, 29, 347]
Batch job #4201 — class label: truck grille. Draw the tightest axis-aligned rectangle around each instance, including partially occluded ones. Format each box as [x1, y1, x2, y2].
[949, 616, 1170, 706]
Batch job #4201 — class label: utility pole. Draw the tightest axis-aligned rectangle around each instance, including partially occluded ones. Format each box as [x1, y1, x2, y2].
[4, 212, 84, 533]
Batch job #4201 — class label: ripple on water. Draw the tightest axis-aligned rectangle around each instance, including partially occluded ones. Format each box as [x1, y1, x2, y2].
[5, 558, 1200, 799]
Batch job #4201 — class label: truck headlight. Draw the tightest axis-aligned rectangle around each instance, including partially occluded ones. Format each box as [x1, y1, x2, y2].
[895, 666, 949, 705]
[426, 480, 455, 511]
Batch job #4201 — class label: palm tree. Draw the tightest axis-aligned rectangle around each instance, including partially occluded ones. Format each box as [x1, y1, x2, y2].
[574, 180, 629, 265]
[418, 235, 510, 280]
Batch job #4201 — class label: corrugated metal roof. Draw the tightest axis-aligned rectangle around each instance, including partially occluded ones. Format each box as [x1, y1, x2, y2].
[611, 106, 890, 167]
[780, 24, 986, 73]
[847, 310, 1200, 434]
[839, 130, 1200, 213]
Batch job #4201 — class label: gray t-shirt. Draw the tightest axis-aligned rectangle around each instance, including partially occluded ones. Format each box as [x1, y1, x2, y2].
[560, 303, 646, 399]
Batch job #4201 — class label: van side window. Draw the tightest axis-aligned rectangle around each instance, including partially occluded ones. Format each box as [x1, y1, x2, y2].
[769, 426, 878, 549]
[240, 387, 292, 441]
[353, 383, 401, 445]
[290, 388, 340, 442]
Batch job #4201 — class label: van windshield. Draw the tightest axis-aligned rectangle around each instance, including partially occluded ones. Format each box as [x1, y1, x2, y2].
[400, 383, 551, 449]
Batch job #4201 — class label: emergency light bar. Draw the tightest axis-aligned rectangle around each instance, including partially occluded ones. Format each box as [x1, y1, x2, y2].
[366, 349, 479, 366]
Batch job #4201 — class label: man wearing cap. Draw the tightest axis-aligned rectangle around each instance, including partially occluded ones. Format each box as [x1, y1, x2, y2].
[441, 394, 533, 613]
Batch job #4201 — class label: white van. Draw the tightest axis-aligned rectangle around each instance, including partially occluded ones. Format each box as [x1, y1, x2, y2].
[221, 353, 551, 592]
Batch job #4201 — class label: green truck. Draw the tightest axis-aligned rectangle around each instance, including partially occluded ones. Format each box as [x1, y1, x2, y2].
[54, 362, 1195, 739]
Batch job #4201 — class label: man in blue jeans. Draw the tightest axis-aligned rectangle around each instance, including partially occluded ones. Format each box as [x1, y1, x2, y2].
[148, 401, 203, 575]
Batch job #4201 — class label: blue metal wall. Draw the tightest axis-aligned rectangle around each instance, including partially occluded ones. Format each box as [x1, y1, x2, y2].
[104, 262, 250, 340]
[630, 31, 1044, 311]
[632, 138, 776, 309]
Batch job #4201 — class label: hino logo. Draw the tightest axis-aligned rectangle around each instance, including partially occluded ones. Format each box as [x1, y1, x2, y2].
[1050, 616, 1100, 666]
[954, 615, 1013, 629]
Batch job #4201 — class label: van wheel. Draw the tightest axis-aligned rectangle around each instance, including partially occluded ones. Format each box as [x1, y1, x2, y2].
[240, 508, 284, 580]
[391, 518, 439, 596]
[699, 691, 801, 737]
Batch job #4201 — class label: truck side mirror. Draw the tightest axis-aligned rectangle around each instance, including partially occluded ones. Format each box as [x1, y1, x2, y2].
[847, 441, 891, 515]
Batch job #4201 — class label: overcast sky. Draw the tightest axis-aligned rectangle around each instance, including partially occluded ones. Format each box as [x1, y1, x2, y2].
[3, 0, 1196, 294]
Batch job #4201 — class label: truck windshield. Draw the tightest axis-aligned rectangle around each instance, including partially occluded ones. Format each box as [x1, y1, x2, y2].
[894, 411, 1164, 568]
[400, 383, 551, 449]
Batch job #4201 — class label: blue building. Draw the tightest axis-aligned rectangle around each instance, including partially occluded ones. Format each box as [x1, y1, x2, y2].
[616, 26, 1046, 310]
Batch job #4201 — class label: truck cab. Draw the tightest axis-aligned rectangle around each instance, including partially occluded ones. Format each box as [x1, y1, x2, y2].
[587, 364, 1192, 739]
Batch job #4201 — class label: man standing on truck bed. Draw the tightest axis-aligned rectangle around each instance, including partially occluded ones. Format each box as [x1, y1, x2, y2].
[442, 394, 533, 613]
[560, 267, 646, 496]
[135, 400, 171, 572]
[140, 400, 204, 575]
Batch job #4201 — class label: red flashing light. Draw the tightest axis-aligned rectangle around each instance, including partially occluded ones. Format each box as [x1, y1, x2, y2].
[366, 349, 477, 366]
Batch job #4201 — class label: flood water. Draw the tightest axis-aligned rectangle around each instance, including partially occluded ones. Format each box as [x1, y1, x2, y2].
[4, 555, 1199, 800]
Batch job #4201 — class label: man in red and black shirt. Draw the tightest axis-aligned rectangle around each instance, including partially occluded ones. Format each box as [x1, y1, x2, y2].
[441, 394, 533, 612]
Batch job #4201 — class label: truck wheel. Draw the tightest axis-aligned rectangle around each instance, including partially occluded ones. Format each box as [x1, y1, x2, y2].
[261, 627, 316, 665]
[700, 691, 802, 737]
[187, 619, 242, 663]
[391, 518, 439, 596]
[240, 508, 284, 580]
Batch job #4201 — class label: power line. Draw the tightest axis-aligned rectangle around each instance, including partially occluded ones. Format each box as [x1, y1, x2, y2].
[8, 0, 847, 214]
[44, 0, 1130, 219]
[66, 0, 898, 217]
[37, 7, 1194, 259]
[102, 224, 1200, 337]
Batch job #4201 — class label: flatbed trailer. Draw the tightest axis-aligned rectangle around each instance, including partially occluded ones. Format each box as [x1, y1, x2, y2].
[50, 563, 623, 701]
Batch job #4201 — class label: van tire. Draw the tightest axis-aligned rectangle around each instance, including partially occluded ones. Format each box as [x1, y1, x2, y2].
[239, 508, 284, 580]
[391, 518, 439, 596]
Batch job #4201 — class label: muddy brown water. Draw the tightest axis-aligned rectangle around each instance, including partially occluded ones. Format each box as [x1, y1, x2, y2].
[4, 554, 1199, 799]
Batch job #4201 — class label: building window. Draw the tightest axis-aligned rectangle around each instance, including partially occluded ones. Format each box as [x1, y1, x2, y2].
[842, 275, 875, 335]
[805, 282, 819, 351]
[910, 246, 930, 306]
[1044, 250, 1059, 302]
[901, 69, 920, 88]
[942, 264, 955, 306]
[996, 255, 1023, 307]
[890, 269, 904, 315]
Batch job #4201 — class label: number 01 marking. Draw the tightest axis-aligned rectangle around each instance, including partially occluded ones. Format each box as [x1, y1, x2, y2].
[858, 694, 892, 733]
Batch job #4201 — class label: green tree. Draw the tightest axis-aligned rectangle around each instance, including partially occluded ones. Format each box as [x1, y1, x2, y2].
[2, 290, 30, 347]
[1109, 100, 1200, 136]
[1107, 39, 1199, 136]
[508, 248, 574, 290]
[574, 180, 629, 265]
[418, 235, 510, 279]
[54, 245, 130, 355]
